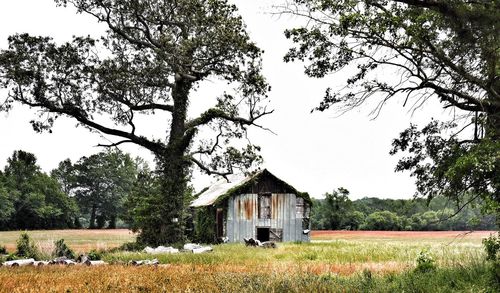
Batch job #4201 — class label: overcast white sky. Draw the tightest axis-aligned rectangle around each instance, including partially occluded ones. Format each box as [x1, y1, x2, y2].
[0, 0, 452, 200]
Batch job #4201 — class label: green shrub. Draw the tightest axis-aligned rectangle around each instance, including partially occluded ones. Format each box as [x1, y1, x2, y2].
[362, 268, 372, 280]
[88, 249, 102, 260]
[53, 239, 75, 259]
[490, 260, 500, 285]
[118, 241, 146, 252]
[483, 233, 500, 261]
[0, 245, 7, 254]
[360, 269, 373, 291]
[360, 211, 403, 230]
[5, 253, 18, 261]
[194, 206, 216, 244]
[483, 233, 500, 286]
[16, 232, 40, 260]
[415, 250, 436, 273]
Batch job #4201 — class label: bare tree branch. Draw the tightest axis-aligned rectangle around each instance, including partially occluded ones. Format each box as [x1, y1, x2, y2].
[97, 139, 134, 148]
[186, 107, 274, 130]
[188, 156, 232, 179]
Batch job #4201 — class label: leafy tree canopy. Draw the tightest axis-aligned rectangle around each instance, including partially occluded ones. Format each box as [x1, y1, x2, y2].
[311, 192, 495, 231]
[361, 210, 403, 230]
[311, 187, 353, 229]
[0, 0, 272, 244]
[0, 173, 15, 226]
[58, 149, 139, 229]
[281, 0, 499, 222]
[0, 150, 78, 230]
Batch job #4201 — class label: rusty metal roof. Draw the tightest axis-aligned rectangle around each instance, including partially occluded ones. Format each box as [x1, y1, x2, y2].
[190, 172, 254, 207]
[190, 169, 311, 207]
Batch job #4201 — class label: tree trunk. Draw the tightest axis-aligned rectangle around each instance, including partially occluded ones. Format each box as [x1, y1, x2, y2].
[96, 214, 106, 229]
[108, 215, 116, 229]
[485, 99, 500, 228]
[485, 105, 500, 140]
[138, 78, 192, 245]
[89, 205, 96, 229]
[74, 217, 82, 229]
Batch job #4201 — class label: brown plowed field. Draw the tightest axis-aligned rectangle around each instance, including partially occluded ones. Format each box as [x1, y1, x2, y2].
[311, 230, 496, 240]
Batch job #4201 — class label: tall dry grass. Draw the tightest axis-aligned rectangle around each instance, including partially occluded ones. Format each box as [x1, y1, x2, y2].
[0, 262, 491, 292]
[0, 230, 494, 292]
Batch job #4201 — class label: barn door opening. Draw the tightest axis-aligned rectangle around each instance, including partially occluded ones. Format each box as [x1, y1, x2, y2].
[256, 227, 270, 242]
[216, 208, 224, 239]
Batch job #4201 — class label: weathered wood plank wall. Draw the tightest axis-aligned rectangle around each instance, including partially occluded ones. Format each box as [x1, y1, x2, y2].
[227, 193, 310, 243]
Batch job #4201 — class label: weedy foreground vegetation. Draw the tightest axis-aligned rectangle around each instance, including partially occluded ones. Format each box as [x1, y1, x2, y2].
[0, 230, 498, 292]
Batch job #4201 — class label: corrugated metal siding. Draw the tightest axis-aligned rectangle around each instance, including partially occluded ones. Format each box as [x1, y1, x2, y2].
[226, 193, 308, 243]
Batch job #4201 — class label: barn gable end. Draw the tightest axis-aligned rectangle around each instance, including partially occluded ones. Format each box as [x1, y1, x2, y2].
[190, 169, 311, 243]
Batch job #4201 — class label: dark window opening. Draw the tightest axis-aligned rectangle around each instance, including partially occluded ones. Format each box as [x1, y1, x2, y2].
[256, 227, 270, 242]
[216, 208, 224, 238]
[258, 193, 271, 219]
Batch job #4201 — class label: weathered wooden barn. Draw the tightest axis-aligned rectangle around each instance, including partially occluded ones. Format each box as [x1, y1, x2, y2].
[190, 169, 312, 243]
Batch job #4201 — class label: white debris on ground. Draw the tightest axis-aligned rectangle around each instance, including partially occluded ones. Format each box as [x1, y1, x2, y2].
[193, 246, 213, 253]
[243, 237, 276, 248]
[84, 260, 107, 266]
[1, 245, 213, 268]
[1, 258, 35, 267]
[50, 257, 78, 265]
[75, 254, 110, 265]
[1, 255, 108, 267]
[142, 244, 213, 254]
[143, 246, 179, 254]
[129, 259, 160, 266]
[183, 243, 213, 254]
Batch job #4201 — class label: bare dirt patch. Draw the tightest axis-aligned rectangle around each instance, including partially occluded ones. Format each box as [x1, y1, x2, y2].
[311, 230, 495, 241]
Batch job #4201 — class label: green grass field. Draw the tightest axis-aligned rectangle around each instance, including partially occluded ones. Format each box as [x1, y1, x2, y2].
[0, 230, 497, 292]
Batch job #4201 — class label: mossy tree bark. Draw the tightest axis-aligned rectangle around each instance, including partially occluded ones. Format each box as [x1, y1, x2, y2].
[139, 79, 193, 245]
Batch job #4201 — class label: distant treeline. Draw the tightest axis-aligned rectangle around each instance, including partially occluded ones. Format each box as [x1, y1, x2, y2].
[311, 188, 496, 231]
[0, 149, 150, 231]
[1, 150, 496, 232]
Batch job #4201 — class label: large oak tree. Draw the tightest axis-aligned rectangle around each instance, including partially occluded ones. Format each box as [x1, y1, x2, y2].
[280, 0, 499, 222]
[0, 0, 271, 244]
